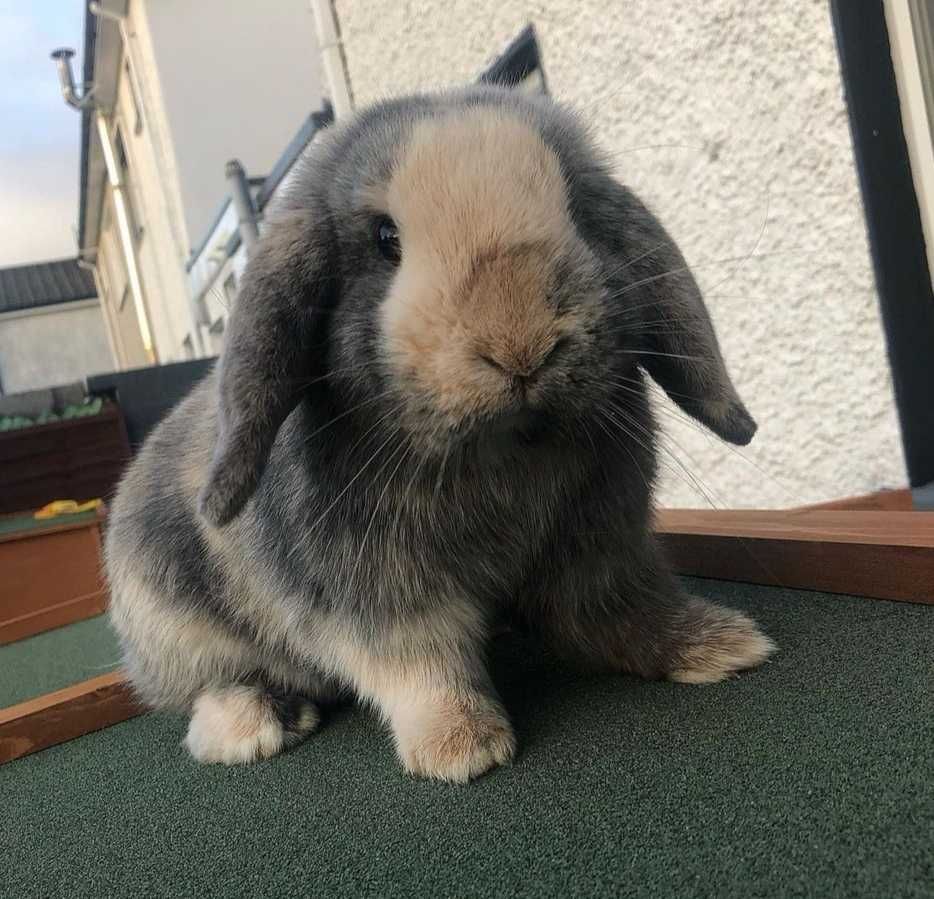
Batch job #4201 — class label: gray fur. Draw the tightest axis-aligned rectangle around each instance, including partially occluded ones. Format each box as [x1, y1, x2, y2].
[105, 86, 771, 778]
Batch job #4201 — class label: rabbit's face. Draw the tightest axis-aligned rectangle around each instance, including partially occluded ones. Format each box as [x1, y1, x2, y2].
[199, 88, 757, 526]
[360, 109, 613, 451]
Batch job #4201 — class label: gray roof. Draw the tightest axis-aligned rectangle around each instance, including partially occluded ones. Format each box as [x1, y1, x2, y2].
[0, 258, 96, 314]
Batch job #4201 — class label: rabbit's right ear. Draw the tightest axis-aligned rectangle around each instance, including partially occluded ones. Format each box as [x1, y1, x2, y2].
[578, 173, 756, 446]
[199, 210, 334, 527]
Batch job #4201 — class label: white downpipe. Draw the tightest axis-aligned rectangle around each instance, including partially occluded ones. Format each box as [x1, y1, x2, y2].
[96, 113, 156, 363]
[309, 0, 354, 119]
[76, 255, 124, 369]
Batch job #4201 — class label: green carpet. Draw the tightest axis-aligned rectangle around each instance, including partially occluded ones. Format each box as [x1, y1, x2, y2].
[0, 614, 122, 708]
[3, 580, 932, 898]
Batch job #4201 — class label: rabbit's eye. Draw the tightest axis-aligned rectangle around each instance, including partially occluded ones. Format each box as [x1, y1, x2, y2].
[375, 216, 401, 264]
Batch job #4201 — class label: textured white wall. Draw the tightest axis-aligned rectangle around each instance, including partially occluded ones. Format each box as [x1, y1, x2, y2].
[0, 302, 112, 394]
[336, 0, 907, 508]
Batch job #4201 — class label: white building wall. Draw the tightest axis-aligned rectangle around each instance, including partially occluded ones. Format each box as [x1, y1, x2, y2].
[0, 302, 113, 394]
[111, 62, 194, 362]
[335, 0, 907, 508]
[88, 0, 326, 365]
[141, 0, 324, 248]
[97, 220, 152, 370]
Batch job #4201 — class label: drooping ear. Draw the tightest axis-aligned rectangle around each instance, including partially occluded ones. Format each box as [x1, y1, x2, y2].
[584, 176, 756, 445]
[199, 210, 335, 526]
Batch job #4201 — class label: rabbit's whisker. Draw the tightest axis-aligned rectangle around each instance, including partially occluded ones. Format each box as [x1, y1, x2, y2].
[351, 437, 413, 591]
[634, 349, 711, 362]
[392, 441, 430, 537]
[592, 408, 652, 494]
[603, 142, 707, 157]
[301, 389, 397, 446]
[605, 398, 717, 506]
[432, 440, 452, 510]
[604, 373, 803, 505]
[603, 396, 788, 584]
[597, 189, 779, 290]
[602, 244, 810, 306]
[700, 185, 772, 299]
[296, 404, 406, 549]
[598, 236, 678, 284]
[283, 364, 374, 390]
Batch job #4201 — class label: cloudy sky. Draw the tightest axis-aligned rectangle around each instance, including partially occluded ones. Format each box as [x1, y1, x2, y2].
[0, 2, 85, 267]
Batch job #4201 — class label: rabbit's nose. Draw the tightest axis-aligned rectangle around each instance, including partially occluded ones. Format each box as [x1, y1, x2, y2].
[477, 336, 568, 386]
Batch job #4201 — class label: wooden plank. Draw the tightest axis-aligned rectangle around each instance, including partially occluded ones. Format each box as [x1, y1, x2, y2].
[0, 590, 108, 646]
[798, 488, 913, 511]
[0, 671, 143, 765]
[657, 510, 933, 546]
[657, 509, 934, 604]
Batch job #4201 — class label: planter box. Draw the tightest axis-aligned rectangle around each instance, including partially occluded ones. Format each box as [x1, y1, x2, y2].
[0, 509, 108, 645]
[0, 402, 130, 515]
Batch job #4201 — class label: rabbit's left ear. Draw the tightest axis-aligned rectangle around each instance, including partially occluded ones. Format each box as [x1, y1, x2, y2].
[584, 176, 757, 446]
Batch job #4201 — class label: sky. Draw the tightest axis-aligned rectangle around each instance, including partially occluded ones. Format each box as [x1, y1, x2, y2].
[0, 2, 86, 267]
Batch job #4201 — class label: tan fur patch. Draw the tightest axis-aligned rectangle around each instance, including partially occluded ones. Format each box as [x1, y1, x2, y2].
[400, 694, 516, 783]
[107, 572, 260, 707]
[669, 604, 776, 684]
[380, 108, 574, 424]
[313, 601, 514, 781]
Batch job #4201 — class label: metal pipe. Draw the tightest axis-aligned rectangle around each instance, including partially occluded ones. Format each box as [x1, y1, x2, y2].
[225, 159, 260, 254]
[96, 114, 156, 363]
[309, 0, 354, 119]
[50, 43, 154, 361]
[50, 48, 94, 110]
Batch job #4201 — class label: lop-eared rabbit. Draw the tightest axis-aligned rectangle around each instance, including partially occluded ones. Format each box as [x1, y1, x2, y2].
[106, 86, 773, 782]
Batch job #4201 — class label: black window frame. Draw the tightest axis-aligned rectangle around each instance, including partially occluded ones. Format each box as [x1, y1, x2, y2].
[831, 0, 934, 501]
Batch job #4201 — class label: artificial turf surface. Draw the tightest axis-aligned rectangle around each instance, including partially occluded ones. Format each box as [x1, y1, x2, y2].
[3, 578, 931, 898]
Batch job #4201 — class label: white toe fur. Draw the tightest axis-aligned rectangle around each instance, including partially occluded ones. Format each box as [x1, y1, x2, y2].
[185, 685, 319, 765]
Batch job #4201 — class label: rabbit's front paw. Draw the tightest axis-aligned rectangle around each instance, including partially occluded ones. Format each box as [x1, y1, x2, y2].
[397, 697, 516, 783]
[185, 685, 319, 764]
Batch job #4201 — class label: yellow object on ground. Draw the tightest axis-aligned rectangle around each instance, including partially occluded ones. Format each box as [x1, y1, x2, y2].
[33, 499, 103, 520]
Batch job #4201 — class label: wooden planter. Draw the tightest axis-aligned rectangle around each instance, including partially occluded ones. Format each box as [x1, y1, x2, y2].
[0, 507, 144, 765]
[0, 403, 130, 516]
[0, 509, 108, 645]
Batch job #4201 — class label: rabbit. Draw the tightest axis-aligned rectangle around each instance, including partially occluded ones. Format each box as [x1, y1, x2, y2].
[105, 84, 774, 781]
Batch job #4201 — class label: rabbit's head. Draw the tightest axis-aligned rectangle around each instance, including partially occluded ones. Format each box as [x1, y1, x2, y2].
[200, 87, 756, 526]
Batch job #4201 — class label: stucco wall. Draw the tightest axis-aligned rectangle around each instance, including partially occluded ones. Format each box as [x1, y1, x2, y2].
[0, 302, 112, 394]
[335, 0, 907, 508]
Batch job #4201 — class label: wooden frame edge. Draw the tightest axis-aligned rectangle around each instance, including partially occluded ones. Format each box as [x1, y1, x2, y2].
[796, 487, 913, 511]
[0, 589, 108, 646]
[657, 508, 934, 604]
[0, 670, 144, 765]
